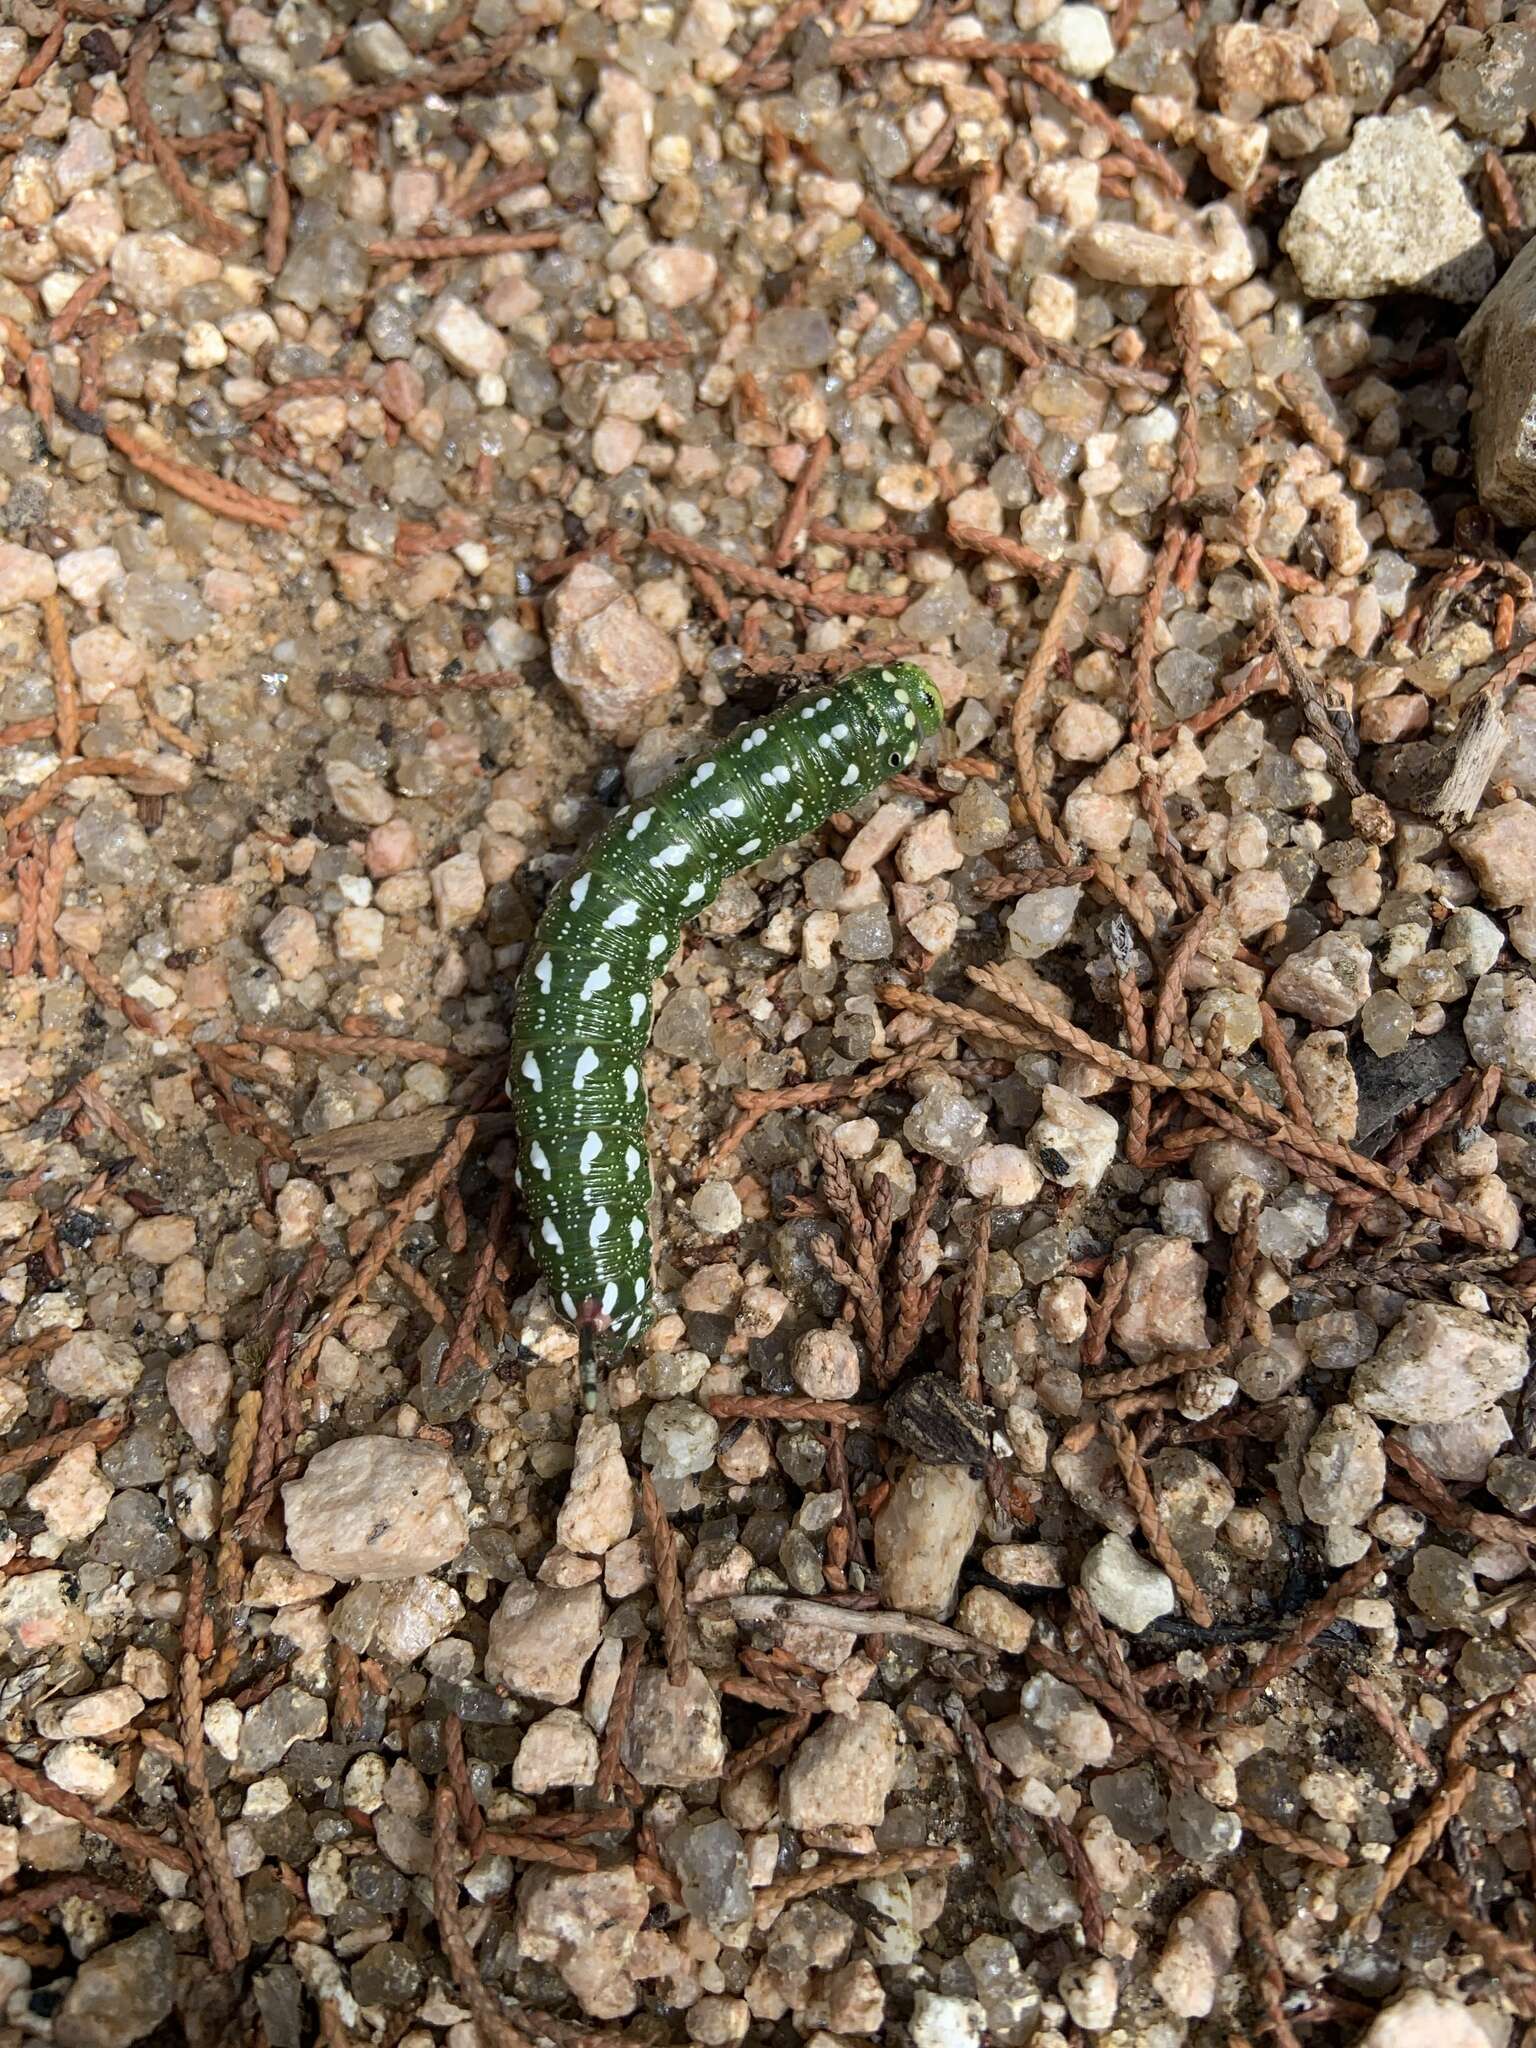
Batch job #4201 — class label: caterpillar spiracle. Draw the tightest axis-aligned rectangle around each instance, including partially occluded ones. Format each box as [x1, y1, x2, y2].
[509, 660, 945, 1405]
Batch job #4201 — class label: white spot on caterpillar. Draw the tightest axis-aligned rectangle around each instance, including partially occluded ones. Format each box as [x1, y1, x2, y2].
[561, 1289, 578, 1318]
[569, 873, 589, 910]
[629, 991, 647, 1027]
[738, 837, 761, 855]
[626, 808, 654, 840]
[690, 761, 716, 786]
[710, 797, 745, 821]
[841, 763, 860, 786]
[590, 1205, 610, 1249]
[541, 1216, 564, 1253]
[651, 842, 688, 868]
[601, 1280, 619, 1315]
[647, 932, 668, 958]
[630, 1215, 645, 1248]
[574, 1047, 599, 1086]
[742, 728, 767, 750]
[634, 1273, 648, 1301]
[786, 802, 804, 823]
[580, 962, 612, 1000]
[521, 1052, 543, 1093]
[815, 696, 831, 710]
[894, 687, 911, 704]
[818, 731, 836, 749]
[603, 899, 640, 930]
[579, 1132, 603, 1172]
[903, 710, 916, 728]
[529, 1141, 551, 1177]
[876, 725, 889, 743]
[534, 954, 553, 992]
[681, 880, 706, 907]
[513, 1166, 523, 1190]
[625, 1146, 641, 1174]
[880, 668, 895, 682]
[623, 1064, 639, 1102]
[832, 723, 850, 741]
[799, 704, 817, 719]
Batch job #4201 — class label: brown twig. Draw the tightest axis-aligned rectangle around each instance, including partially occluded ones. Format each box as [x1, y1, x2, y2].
[302, 27, 534, 128]
[1383, 1438, 1536, 1556]
[1151, 897, 1222, 1059]
[882, 1157, 946, 1387]
[261, 83, 291, 277]
[640, 1472, 691, 1687]
[948, 1694, 1103, 1948]
[3, 756, 166, 838]
[1345, 1673, 1433, 1774]
[901, 973, 1509, 1252]
[1208, 1548, 1380, 1723]
[725, 1710, 812, 1785]
[649, 526, 905, 617]
[725, 0, 826, 90]
[1148, 654, 1283, 751]
[436, 1179, 512, 1382]
[125, 9, 242, 252]
[104, 424, 297, 531]
[973, 862, 1094, 901]
[234, 1243, 326, 1537]
[950, 523, 1058, 581]
[846, 315, 927, 401]
[1080, 1251, 1129, 1371]
[63, 947, 162, 1032]
[1357, 1767, 1474, 1928]
[0, 1751, 191, 1874]
[1234, 1863, 1302, 2048]
[1220, 1191, 1260, 1353]
[178, 1557, 249, 1964]
[366, 230, 562, 260]
[441, 1712, 485, 1857]
[0, 1414, 124, 1481]
[595, 1634, 644, 1803]
[39, 595, 79, 761]
[289, 1116, 479, 1384]
[1102, 1414, 1213, 1627]
[1232, 1805, 1348, 1869]
[709, 1395, 883, 1426]
[754, 1845, 961, 1923]
[1405, 1865, 1536, 1991]
[772, 434, 831, 568]
[1027, 55, 1182, 192]
[0, 1326, 71, 1380]
[709, 1037, 945, 1169]
[432, 1789, 529, 2048]
[333, 1641, 364, 1742]
[1036, 1627, 1210, 1782]
[855, 197, 953, 310]
[0, 1877, 148, 1926]
[547, 335, 691, 369]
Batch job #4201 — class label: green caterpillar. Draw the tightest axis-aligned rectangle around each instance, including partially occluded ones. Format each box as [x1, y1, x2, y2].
[509, 660, 945, 1403]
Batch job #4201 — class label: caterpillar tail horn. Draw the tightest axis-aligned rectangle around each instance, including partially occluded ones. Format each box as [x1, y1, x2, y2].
[576, 1297, 605, 1412]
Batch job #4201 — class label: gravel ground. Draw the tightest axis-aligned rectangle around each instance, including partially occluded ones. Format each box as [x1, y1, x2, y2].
[4, 2, 1536, 2045]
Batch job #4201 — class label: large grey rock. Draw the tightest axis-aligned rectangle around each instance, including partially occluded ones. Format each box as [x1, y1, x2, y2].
[1461, 236, 1536, 522]
[1281, 112, 1494, 302]
[282, 1437, 469, 1581]
[1351, 1302, 1528, 1424]
[56, 1927, 175, 2047]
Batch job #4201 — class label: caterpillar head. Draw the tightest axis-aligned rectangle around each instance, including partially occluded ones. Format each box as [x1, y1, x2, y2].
[887, 661, 945, 739]
[854, 660, 945, 771]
